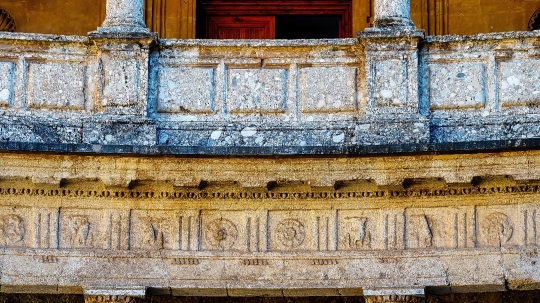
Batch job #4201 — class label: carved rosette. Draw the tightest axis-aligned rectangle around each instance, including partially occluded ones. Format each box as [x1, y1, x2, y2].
[0, 8, 16, 32]
[365, 295, 424, 303]
[84, 295, 141, 303]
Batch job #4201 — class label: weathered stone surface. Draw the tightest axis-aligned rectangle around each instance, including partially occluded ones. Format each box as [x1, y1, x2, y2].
[0, 61, 14, 107]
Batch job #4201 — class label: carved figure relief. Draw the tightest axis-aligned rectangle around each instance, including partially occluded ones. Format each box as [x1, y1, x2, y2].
[409, 215, 433, 249]
[66, 215, 93, 248]
[345, 217, 372, 249]
[482, 212, 514, 246]
[84, 295, 141, 303]
[0, 214, 25, 246]
[276, 219, 305, 248]
[205, 218, 238, 250]
[0, 8, 15, 32]
[143, 217, 170, 249]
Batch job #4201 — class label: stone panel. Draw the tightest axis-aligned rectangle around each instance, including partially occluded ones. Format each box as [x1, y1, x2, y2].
[374, 59, 408, 107]
[59, 209, 102, 249]
[0, 207, 30, 248]
[476, 205, 521, 248]
[0, 61, 14, 107]
[499, 60, 540, 107]
[429, 62, 486, 110]
[227, 68, 287, 114]
[157, 66, 215, 114]
[26, 62, 86, 110]
[300, 67, 357, 113]
[103, 59, 138, 107]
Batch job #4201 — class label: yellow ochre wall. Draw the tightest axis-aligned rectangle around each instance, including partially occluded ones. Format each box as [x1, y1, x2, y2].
[0, 0, 539, 38]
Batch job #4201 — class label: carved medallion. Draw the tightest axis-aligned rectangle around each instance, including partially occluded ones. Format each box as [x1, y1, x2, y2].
[0, 8, 15, 32]
[0, 214, 25, 246]
[276, 219, 305, 248]
[205, 218, 238, 250]
[482, 212, 514, 246]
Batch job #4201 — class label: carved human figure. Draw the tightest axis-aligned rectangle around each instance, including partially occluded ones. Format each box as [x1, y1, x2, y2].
[84, 295, 141, 303]
[68, 216, 92, 248]
[482, 212, 514, 246]
[345, 217, 372, 249]
[0, 214, 25, 246]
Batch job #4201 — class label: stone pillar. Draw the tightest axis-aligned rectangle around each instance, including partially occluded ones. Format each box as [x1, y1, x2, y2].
[373, 0, 415, 28]
[364, 289, 425, 303]
[98, 0, 149, 34]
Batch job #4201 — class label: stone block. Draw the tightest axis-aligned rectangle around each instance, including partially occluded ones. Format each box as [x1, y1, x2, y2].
[157, 66, 215, 113]
[227, 68, 287, 114]
[499, 60, 540, 107]
[429, 62, 486, 110]
[300, 67, 357, 113]
[0, 61, 14, 107]
[82, 121, 156, 146]
[103, 59, 139, 107]
[374, 59, 408, 107]
[26, 62, 86, 110]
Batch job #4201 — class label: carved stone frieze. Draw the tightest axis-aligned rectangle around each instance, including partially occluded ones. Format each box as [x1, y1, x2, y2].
[365, 295, 424, 303]
[84, 295, 141, 303]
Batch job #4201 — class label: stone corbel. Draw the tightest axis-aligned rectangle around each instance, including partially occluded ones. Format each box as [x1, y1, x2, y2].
[364, 288, 425, 303]
[84, 287, 146, 303]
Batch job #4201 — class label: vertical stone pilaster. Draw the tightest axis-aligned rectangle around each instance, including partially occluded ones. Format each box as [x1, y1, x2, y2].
[373, 0, 415, 29]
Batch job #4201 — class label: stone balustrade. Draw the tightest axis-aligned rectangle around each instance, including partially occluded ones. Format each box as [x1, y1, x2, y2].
[0, 30, 539, 154]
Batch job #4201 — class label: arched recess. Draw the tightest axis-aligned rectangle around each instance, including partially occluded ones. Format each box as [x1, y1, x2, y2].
[0, 7, 16, 32]
[530, 8, 540, 31]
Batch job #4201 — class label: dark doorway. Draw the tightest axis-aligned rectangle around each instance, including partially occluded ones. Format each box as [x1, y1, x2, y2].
[275, 15, 341, 39]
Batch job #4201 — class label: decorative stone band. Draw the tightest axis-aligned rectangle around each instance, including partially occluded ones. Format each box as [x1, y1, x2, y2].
[365, 295, 424, 303]
[84, 296, 141, 303]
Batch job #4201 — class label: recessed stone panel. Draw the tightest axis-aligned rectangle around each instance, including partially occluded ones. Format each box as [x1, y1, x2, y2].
[374, 60, 408, 107]
[27, 62, 86, 110]
[103, 59, 138, 107]
[476, 205, 521, 248]
[227, 68, 287, 114]
[0, 61, 14, 107]
[499, 60, 540, 107]
[157, 66, 215, 113]
[300, 67, 357, 113]
[429, 62, 486, 110]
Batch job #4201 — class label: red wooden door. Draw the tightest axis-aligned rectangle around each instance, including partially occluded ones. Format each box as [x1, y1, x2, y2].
[208, 16, 276, 39]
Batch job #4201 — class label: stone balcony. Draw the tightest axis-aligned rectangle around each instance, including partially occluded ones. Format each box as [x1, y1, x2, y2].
[0, 29, 539, 155]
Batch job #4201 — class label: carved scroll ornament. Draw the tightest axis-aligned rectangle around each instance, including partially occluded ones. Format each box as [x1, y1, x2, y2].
[0, 8, 15, 32]
[529, 8, 540, 31]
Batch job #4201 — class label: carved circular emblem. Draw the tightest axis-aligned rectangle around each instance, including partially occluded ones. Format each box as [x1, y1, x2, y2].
[205, 218, 238, 250]
[482, 212, 514, 245]
[276, 219, 305, 248]
[0, 214, 25, 245]
[529, 8, 540, 31]
[0, 8, 16, 32]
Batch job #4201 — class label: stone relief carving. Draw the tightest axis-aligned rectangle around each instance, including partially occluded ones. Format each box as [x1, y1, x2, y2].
[409, 215, 433, 248]
[143, 217, 170, 249]
[345, 217, 372, 249]
[65, 215, 93, 248]
[0, 8, 15, 32]
[365, 295, 424, 303]
[0, 214, 25, 246]
[276, 219, 305, 248]
[205, 218, 238, 250]
[84, 295, 141, 303]
[482, 212, 514, 246]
